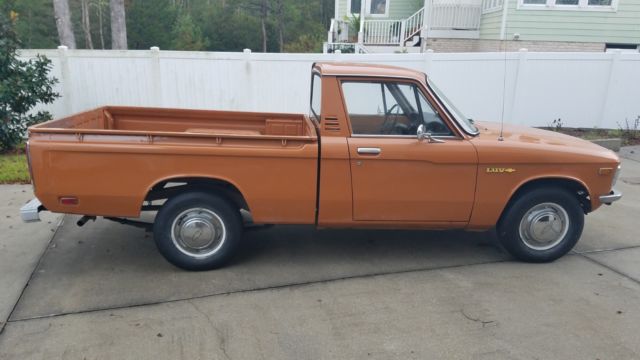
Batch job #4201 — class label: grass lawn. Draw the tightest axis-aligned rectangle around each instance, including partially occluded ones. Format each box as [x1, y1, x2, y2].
[538, 127, 640, 146]
[0, 153, 30, 184]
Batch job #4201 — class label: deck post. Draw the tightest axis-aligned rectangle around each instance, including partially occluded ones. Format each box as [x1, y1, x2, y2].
[400, 21, 407, 46]
[149, 47, 162, 107]
[57, 45, 73, 116]
[422, 0, 431, 40]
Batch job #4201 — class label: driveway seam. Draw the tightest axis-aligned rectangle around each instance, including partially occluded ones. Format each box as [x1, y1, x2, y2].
[621, 154, 640, 163]
[578, 252, 640, 286]
[571, 244, 640, 255]
[0, 215, 65, 336]
[6, 257, 510, 324]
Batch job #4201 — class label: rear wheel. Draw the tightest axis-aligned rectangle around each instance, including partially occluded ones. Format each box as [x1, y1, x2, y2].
[153, 192, 242, 270]
[497, 187, 584, 263]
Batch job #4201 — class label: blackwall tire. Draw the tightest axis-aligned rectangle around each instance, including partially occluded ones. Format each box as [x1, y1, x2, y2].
[497, 187, 584, 263]
[153, 192, 242, 271]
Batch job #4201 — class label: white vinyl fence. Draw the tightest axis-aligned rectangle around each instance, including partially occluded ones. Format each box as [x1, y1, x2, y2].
[19, 47, 640, 129]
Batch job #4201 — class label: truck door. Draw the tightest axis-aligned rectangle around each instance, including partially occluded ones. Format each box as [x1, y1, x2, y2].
[342, 79, 477, 223]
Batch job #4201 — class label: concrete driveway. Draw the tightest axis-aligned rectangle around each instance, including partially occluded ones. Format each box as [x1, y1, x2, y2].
[1, 154, 639, 359]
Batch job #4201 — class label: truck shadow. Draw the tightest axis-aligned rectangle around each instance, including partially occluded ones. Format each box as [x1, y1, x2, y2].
[10, 216, 507, 322]
[233, 225, 504, 267]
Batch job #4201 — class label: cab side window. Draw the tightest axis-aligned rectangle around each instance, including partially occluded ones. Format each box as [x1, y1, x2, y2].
[342, 81, 452, 136]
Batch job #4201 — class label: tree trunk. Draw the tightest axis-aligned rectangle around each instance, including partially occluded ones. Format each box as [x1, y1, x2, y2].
[80, 0, 94, 49]
[260, 0, 268, 52]
[275, 0, 284, 52]
[97, 0, 105, 49]
[52, 0, 77, 49]
[109, 0, 127, 49]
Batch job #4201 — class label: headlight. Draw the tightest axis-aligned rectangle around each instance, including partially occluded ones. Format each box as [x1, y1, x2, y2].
[612, 165, 621, 187]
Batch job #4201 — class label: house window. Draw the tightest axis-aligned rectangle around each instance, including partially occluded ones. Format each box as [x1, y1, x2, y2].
[348, 0, 390, 16]
[482, 0, 504, 13]
[520, 0, 616, 9]
[350, 0, 362, 14]
[369, 0, 388, 15]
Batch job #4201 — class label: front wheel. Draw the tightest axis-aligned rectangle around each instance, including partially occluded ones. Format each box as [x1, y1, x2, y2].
[153, 192, 242, 271]
[497, 187, 584, 263]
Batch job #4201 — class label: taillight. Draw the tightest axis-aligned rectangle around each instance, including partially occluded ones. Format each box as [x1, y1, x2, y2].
[59, 197, 79, 205]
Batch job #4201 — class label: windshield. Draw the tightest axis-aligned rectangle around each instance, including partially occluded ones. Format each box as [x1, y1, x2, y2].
[426, 77, 478, 135]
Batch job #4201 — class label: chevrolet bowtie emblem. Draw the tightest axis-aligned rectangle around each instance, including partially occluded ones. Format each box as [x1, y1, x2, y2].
[486, 167, 516, 173]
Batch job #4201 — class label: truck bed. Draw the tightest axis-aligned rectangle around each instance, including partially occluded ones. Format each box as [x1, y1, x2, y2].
[33, 106, 317, 139]
[28, 107, 319, 223]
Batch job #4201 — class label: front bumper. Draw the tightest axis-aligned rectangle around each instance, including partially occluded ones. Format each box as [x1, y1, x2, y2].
[20, 198, 44, 222]
[599, 188, 622, 205]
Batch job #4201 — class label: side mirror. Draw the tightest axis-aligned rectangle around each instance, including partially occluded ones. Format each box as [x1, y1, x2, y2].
[417, 124, 445, 143]
[417, 124, 427, 141]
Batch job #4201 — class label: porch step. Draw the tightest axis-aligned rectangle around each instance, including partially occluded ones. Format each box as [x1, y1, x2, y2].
[405, 35, 421, 47]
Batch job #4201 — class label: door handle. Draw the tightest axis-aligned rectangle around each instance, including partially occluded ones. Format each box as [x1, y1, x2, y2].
[357, 147, 381, 155]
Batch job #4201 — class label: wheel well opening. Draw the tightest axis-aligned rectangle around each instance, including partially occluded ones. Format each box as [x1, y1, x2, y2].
[498, 178, 591, 228]
[143, 177, 249, 212]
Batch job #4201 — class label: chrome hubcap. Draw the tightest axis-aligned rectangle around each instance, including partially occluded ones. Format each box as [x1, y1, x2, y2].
[519, 202, 569, 251]
[171, 208, 226, 258]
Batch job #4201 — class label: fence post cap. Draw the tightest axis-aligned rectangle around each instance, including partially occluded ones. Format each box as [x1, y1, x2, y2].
[150, 46, 160, 51]
[243, 48, 252, 54]
[57, 45, 68, 50]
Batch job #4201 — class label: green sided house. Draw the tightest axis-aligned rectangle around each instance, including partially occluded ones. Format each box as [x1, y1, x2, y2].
[325, 0, 640, 52]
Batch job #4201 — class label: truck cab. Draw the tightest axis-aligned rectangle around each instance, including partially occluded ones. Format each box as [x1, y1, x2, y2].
[312, 63, 478, 228]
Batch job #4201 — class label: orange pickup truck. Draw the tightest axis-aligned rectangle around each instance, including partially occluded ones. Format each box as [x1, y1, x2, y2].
[21, 63, 621, 270]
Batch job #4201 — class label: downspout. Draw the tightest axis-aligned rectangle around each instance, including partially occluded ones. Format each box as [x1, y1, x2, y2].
[500, 0, 509, 40]
[359, 0, 366, 44]
[422, 0, 431, 46]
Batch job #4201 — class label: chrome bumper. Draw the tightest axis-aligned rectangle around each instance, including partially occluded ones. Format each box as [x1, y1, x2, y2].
[599, 189, 622, 205]
[20, 198, 43, 222]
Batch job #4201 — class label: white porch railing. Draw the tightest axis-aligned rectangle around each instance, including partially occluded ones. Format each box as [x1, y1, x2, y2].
[327, 0, 482, 49]
[361, 7, 425, 46]
[404, 7, 426, 42]
[429, 0, 482, 30]
[363, 20, 403, 45]
[327, 18, 352, 44]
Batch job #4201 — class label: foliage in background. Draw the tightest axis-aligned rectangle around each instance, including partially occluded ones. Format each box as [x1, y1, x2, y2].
[171, 12, 208, 51]
[549, 118, 563, 132]
[617, 116, 640, 145]
[127, 0, 176, 50]
[2, 0, 333, 53]
[284, 34, 325, 53]
[0, 7, 59, 151]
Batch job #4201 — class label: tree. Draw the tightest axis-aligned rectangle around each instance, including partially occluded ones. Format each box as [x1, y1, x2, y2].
[171, 12, 207, 50]
[80, 0, 93, 49]
[52, 0, 76, 48]
[95, 0, 108, 49]
[273, 0, 284, 52]
[127, 0, 177, 50]
[0, 9, 59, 151]
[110, 0, 127, 49]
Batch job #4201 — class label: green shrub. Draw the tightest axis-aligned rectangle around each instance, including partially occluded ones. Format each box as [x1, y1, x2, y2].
[0, 8, 58, 152]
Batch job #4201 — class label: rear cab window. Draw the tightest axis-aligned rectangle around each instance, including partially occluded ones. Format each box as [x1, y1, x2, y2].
[310, 73, 321, 124]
